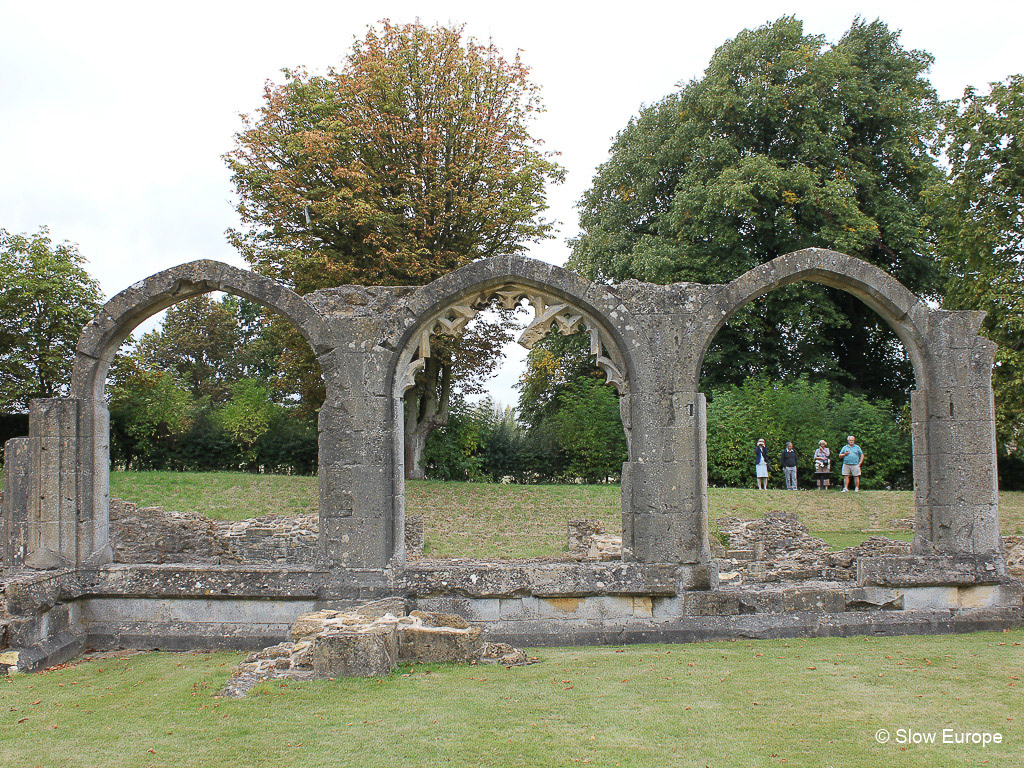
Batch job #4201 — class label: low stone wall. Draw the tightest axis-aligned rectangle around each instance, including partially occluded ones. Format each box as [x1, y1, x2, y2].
[714, 512, 912, 584]
[405, 515, 424, 559]
[109, 500, 423, 565]
[566, 520, 620, 561]
[109, 499, 231, 564]
[214, 515, 319, 564]
[568, 511, 915, 585]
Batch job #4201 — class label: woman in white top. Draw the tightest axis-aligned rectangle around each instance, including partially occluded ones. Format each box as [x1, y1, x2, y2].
[813, 440, 831, 490]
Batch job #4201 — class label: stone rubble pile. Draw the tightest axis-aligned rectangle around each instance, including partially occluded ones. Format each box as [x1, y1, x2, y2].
[219, 597, 529, 697]
[109, 499, 424, 564]
[717, 511, 831, 559]
[1005, 535, 1024, 578]
[566, 520, 621, 561]
[569, 511, 915, 585]
[715, 512, 911, 584]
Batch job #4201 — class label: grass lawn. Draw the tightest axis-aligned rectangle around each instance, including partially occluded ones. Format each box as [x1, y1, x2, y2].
[109, 470, 316, 519]
[1, 631, 1021, 767]
[106, 471, 1024, 559]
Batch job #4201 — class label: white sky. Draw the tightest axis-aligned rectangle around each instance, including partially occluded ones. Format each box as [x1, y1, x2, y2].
[4, 0, 1023, 407]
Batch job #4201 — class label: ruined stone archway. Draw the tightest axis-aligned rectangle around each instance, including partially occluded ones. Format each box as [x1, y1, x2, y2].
[684, 248, 1000, 558]
[71, 260, 334, 401]
[6, 249, 1001, 584]
[384, 258, 638, 564]
[25, 260, 335, 569]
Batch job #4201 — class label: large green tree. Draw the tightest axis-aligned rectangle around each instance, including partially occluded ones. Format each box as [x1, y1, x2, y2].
[570, 17, 942, 402]
[225, 20, 563, 475]
[928, 75, 1024, 450]
[0, 227, 103, 412]
[131, 295, 284, 405]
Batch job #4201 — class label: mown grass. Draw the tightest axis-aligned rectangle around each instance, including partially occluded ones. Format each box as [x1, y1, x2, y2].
[110, 470, 316, 519]
[2, 631, 1021, 767]
[107, 471, 1024, 558]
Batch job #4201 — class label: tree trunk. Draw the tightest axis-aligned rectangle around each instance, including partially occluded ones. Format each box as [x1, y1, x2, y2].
[405, 426, 428, 480]
[403, 357, 450, 479]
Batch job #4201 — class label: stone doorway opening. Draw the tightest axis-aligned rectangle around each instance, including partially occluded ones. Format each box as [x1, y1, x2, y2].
[396, 283, 630, 562]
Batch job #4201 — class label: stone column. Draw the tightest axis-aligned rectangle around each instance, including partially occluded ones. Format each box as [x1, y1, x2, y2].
[624, 390, 710, 566]
[2, 437, 31, 569]
[912, 386, 1000, 556]
[21, 397, 112, 570]
[76, 398, 112, 566]
[25, 398, 79, 569]
[318, 349, 394, 569]
[862, 317, 1005, 592]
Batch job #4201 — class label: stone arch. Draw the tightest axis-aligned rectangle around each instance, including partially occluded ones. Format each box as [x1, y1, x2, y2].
[387, 256, 642, 394]
[685, 247, 1000, 558]
[688, 248, 932, 392]
[71, 260, 334, 401]
[60, 260, 334, 568]
[382, 255, 645, 562]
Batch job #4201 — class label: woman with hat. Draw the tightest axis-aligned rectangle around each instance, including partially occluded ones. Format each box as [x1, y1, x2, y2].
[754, 438, 770, 489]
[813, 440, 831, 490]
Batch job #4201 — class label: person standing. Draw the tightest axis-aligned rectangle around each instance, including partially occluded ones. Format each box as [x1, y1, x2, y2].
[754, 438, 769, 490]
[781, 442, 798, 490]
[813, 440, 831, 490]
[839, 435, 865, 492]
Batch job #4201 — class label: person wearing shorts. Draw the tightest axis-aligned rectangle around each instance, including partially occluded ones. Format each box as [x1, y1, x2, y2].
[839, 435, 864, 492]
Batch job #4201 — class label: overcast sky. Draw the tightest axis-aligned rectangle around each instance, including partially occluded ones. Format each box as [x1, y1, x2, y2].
[4, 0, 1022, 406]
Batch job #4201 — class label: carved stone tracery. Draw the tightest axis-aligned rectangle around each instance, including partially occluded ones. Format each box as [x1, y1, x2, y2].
[395, 283, 627, 396]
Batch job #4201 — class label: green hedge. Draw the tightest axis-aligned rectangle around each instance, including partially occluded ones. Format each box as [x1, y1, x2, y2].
[705, 377, 912, 489]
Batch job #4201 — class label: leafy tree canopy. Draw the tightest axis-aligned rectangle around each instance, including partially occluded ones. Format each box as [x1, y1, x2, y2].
[927, 75, 1024, 449]
[226, 19, 564, 291]
[0, 227, 103, 412]
[225, 20, 563, 472]
[569, 17, 942, 401]
[131, 295, 287, 405]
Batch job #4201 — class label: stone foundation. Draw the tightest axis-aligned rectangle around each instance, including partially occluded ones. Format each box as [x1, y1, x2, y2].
[569, 511, 916, 585]
[106, 499, 422, 566]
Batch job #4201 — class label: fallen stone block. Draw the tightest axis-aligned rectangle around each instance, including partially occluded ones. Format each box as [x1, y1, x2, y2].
[409, 609, 469, 628]
[397, 623, 483, 663]
[354, 597, 407, 620]
[312, 625, 398, 677]
[290, 610, 342, 642]
[478, 642, 529, 666]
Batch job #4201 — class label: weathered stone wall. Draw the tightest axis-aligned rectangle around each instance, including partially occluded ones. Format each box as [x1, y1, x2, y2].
[2, 438, 31, 570]
[108, 500, 423, 566]
[6, 249, 1005, 588]
[569, 511, 918, 585]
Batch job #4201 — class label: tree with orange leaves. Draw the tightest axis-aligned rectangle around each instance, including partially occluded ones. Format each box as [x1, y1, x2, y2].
[225, 20, 563, 476]
[226, 19, 563, 290]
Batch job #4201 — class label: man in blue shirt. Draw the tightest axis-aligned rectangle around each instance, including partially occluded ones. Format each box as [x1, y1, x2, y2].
[839, 435, 865, 492]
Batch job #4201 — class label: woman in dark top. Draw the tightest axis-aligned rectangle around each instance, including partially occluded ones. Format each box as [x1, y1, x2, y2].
[754, 438, 769, 489]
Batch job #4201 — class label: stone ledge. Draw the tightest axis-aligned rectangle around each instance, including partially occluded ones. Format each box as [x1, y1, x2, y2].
[1, 568, 81, 614]
[75, 564, 387, 600]
[6, 629, 86, 672]
[479, 606, 1024, 647]
[858, 555, 1007, 587]
[399, 560, 716, 597]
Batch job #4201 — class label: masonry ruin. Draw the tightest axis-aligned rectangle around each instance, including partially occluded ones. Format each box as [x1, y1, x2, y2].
[1, 249, 1021, 672]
